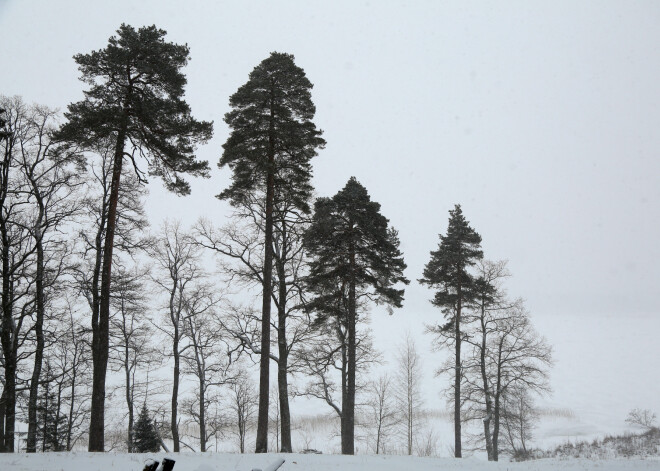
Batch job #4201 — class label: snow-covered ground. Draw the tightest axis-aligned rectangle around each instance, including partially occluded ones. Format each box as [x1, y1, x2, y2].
[1, 452, 659, 471]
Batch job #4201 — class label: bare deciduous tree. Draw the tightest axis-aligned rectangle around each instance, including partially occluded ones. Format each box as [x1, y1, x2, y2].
[59, 304, 91, 452]
[366, 374, 396, 454]
[462, 289, 552, 461]
[0, 96, 39, 452]
[394, 334, 424, 455]
[229, 368, 258, 453]
[626, 408, 657, 430]
[109, 265, 158, 452]
[500, 384, 538, 459]
[1, 96, 83, 452]
[195, 210, 315, 453]
[180, 284, 232, 452]
[461, 259, 510, 460]
[196, 206, 313, 452]
[10, 100, 84, 453]
[150, 221, 201, 452]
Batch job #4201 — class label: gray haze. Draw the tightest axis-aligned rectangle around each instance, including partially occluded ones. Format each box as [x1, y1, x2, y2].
[1, 1, 659, 424]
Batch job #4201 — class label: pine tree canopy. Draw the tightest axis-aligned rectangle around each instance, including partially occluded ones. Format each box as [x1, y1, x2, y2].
[55, 23, 212, 195]
[419, 204, 483, 317]
[133, 404, 161, 453]
[304, 177, 409, 325]
[218, 51, 325, 213]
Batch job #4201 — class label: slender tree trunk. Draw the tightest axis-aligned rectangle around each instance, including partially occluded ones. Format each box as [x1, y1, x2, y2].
[1, 314, 15, 453]
[376, 421, 381, 454]
[0, 140, 10, 454]
[255, 94, 276, 453]
[342, 239, 356, 455]
[479, 305, 494, 460]
[0, 387, 7, 453]
[1, 224, 15, 452]
[26, 233, 45, 452]
[42, 379, 49, 452]
[519, 395, 527, 454]
[55, 377, 64, 450]
[454, 283, 462, 458]
[199, 378, 206, 452]
[89, 127, 126, 451]
[66, 357, 77, 451]
[277, 333, 292, 452]
[339, 329, 347, 451]
[407, 359, 413, 455]
[276, 246, 292, 453]
[272, 388, 279, 451]
[1, 360, 15, 452]
[124, 348, 134, 453]
[344, 305, 356, 455]
[0, 388, 6, 452]
[493, 394, 500, 461]
[492, 347, 503, 461]
[238, 396, 246, 454]
[171, 331, 180, 452]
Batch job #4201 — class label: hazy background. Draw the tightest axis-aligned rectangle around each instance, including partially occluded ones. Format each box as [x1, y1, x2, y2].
[1, 0, 659, 440]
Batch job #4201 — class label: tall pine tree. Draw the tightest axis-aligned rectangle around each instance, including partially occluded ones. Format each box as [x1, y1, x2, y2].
[304, 177, 408, 455]
[218, 52, 324, 452]
[56, 24, 212, 451]
[419, 204, 483, 458]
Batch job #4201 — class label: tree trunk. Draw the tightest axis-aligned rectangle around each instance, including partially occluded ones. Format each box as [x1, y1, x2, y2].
[89, 127, 126, 452]
[0, 388, 6, 452]
[343, 307, 356, 455]
[171, 331, 180, 452]
[407, 364, 413, 455]
[276, 246, 292, 453]
[454, 283, 462, 458]
[493, 394, 500, 461]
[520, 396, 528, 454]
[339, 329, 347, 452]
[342, 239, 356, 455]
[1, 360, 15, 452]
[55, 376, 64, 450]
[42, 379, 49, 452]
[0, 223, 15, 452]
[0, 276, 17, 453]
[199, 377, 206, 452]
[376, 421, 381, 454]
[238, 403, 246, 454]
[492, 346, 503, 461]
[277, 331, 292, 453]
[125, 347, 134, 453]
[66, 356, 78, 451]
[255, 93, 276, 454]
[26, 234, 45, 452]
[0, 137, 10, 454]
[479, 304, 494, 460]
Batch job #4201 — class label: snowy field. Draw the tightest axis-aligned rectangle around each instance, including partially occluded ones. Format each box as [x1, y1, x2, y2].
[1, 452, 659, 471]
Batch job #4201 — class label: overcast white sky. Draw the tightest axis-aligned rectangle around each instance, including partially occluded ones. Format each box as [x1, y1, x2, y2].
[1, 1, 659, 426]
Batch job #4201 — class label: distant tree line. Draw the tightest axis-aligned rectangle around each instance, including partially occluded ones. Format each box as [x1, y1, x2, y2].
[0, 23, 551, 459]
